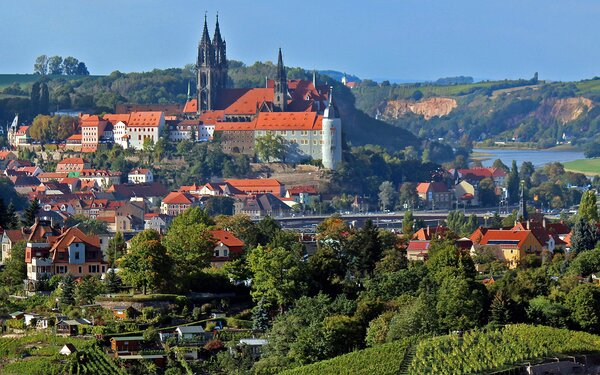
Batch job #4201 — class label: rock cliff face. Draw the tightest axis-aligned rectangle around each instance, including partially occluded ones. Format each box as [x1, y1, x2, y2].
[380, 97, 457, 120]
[550, 97, 593, 124]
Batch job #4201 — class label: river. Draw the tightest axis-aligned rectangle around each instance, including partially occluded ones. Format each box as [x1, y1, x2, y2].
[473, 148, 584, 167]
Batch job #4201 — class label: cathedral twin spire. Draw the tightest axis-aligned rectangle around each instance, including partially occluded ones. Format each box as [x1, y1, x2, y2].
[197, 13, 228, 112]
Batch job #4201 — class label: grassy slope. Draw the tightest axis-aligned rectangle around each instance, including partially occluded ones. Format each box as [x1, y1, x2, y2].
[564, 158, 600, 175]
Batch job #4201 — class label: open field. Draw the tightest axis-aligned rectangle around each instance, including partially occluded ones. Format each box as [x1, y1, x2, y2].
[564, 158, 600, 176]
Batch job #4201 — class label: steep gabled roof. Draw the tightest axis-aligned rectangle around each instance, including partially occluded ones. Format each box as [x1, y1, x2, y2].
[209, 230, 244, 248]
[162, 191, 194, 205]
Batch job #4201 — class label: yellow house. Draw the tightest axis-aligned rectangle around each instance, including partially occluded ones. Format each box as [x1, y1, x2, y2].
[473, 229, 543, 269]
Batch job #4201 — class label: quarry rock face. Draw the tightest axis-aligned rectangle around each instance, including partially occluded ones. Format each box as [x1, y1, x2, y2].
[381, 97, 458, 120]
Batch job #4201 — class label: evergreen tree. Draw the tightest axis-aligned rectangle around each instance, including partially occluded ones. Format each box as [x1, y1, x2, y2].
[506, 160, 520, 204]
[571, 217, 598, 253]
[402, 210, 415, 237]
[0, 197, 7, 228]
[30, 81, 41, 116]
[107, 231, 126, 266]
[578, 190, 599, 222]
[5, 201, 18, 229]
[60, 275, 75, 306]
[39, 82, 49, 115]
[347, 219, 382, 278]
[21, 198, 40, 227]
[105, 268, 121, 293]
[252, 298, 270, 331]
[490, 291, 511, 326]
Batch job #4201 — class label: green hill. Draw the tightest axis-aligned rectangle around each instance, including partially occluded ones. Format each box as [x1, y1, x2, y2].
[0, 63, 419, 152]
[284, 325, 600, 375]
[352, 76, 600, 148]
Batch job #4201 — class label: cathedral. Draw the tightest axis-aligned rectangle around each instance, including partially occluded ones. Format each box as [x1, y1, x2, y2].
[181, 15, 343, 169]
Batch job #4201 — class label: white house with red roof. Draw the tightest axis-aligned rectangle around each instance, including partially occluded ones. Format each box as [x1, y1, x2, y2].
[128, 169, 153, 184]
[161, 192, 199, 216]
[109, 112, 165, 150]
[209, 230, 244, 266]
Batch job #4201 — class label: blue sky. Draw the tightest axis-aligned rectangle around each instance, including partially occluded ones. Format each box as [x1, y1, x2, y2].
[1, 0, 599, 82]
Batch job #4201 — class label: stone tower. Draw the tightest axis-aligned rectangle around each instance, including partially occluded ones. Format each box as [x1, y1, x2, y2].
[196, 14, 227, 113]
[273, 48, 287, 111]
[321, 87, 342, 169]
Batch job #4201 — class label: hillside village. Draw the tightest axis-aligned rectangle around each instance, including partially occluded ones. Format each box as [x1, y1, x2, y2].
[3, 13, 600, 375]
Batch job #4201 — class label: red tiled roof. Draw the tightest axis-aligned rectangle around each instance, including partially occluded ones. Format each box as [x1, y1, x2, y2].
[407, 240, 431, 251]
[479, 229, 535, 248]
[209, 230, 244, 248]
[255, 111, 322, 131]
[224, 179, 283, 195]
[224, 88, 273, 115]
[183, 99, 198, 113]
[129, 169, 150, 174]
[287, 185, 318, 195]
[162, 191, 194, 205]
[58, 158, 85, 166]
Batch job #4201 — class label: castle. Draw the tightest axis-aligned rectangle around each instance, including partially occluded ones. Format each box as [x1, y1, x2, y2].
[181, 15, 343, 169]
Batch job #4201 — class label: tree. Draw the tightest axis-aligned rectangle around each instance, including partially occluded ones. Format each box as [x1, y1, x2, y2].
[378, 181, 396, 211]
[398, 182, 418, 209]
[0, 241, 26, 287]
[506, 160, 520, 204]
[578, 190, 599, 222]
[21, 198, 40, 227]
[5, 201, 18, 229]
[479, 177, 498, 207]
[64, 214, 108, 235]
[33, 55, 49, 75]
[247, 245, 308, 312]
[347, 219, 382, 278]
[162, 207, 216, 290]
[60, 275, 75, 306]
[120, 236, 170, 295]
[62, 56, 79, 75]
[489, 291, 511, 326]
[569, 247, 600, 277]
[252, 298, 270, 331]
[255, 133, 285, 162]
[39, 82, 49, 115]
[104, 268, 121, 293]
[566, 284, 600, 333]
[402, 210, 415, 237]
[107, 232, 126, 266]
[30, 81, 41, 116]
[75, 62, 89, 75]
[570, 217, 598, 253]
[75, 275, 105, 305]
[48, 56, 63, 75]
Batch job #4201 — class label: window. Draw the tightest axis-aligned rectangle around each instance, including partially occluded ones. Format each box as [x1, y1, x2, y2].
[313, 140, 318, 145]
[78, 266, 82, 274]
[301, 131, 309, 136]
[75, 252, 80, 260]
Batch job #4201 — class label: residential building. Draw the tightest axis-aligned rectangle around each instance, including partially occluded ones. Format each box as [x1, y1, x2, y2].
[472, 229, 543, 269]
[128, 169, 153, 184]
[454, 180, 478, 207]
[175, 326, 206, 343]
[285, 185, 320, 205]
[56, 158, 88, 173]
[416, 182, 453, 210]
[78, 169, 122, 189]
[224, 179, 285, 196]
[110, 112, 165, 150]
[406, 240, 431, 261]
[80, 115, 109, 153]
[110, 336, 144, 352]
[144, 213, 171, 234]
[210, 230, 244, 266]
[161, 192, 198, 216]
[234, 193, 291, 219]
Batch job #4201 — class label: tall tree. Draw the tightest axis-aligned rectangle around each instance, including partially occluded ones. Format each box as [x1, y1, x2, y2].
[255, 133, 285, 162]
[489, 290, 511, 326]
[62, 56, 79, 75]
[21, 198, 40, 227]
[506, 160, 520, 204]
[59, 275, 76, 306]
[5, 201, 18, 229]
[162, 207, 216, 290]
[570, 217, 598, 253]
[75, 62, 89, 75]
[75, 275, 105, 305]
[39, 82, 49, 115]
[578, 190, 599, 222]
[33, 55, 48, 75]
[566, 284, 600, 333]
[48, 56, 63, 75]
[107, 231, 127, 266]
[120, 234, 171, 295]
[347, 219, 382, 278]
[398, 182, 418, 209]
[402, 210, 415, 237]
[378, 181, 396, 211]
[0, 241, 26, 287]
[247, 245, 308, 312]
[30, 81, 41, 116]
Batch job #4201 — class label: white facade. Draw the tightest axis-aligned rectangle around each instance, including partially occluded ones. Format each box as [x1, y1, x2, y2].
[128, 170, 154, 184]
[113, 113, 165, 151]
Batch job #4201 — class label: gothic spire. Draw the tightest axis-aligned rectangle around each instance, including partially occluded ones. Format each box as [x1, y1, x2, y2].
[201, 12, 211, 45]
[213, 13, 222, 45]
[276, 48, 285, 81]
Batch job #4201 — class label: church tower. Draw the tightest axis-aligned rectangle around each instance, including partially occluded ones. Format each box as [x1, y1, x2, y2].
[518, 180, 528, 221]
[196, 14, 228, 113]
[273, 48, 287, 111]
[212, 14, 228, 91]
